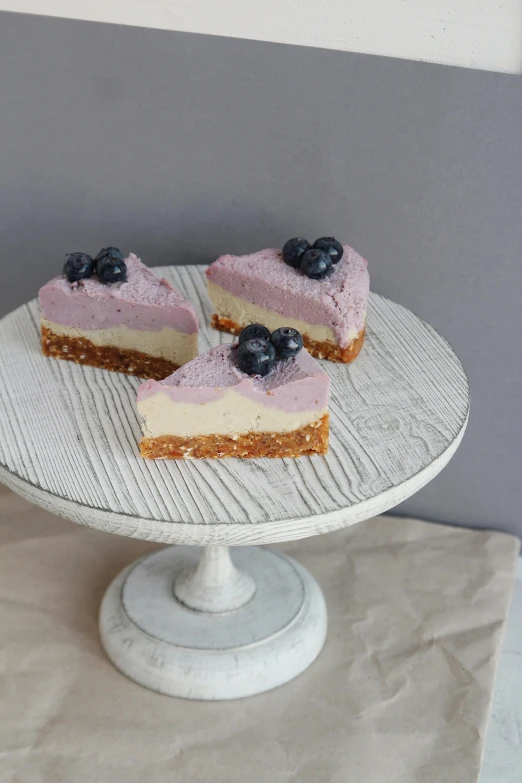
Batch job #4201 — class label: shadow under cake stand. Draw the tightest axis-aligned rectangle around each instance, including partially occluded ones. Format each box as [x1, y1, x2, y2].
[0, 266, 469, 700]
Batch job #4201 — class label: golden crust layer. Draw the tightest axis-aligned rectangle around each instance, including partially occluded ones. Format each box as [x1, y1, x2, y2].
[140, 414, 329, 459]
[210, 315, 365, 363]
[41, 325, 178, 380]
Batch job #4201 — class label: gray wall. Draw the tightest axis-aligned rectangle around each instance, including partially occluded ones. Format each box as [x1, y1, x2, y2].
[1, 12, 521, 536]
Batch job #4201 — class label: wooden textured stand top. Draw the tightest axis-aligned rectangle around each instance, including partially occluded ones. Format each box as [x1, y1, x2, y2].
[0, 266, 469, 546]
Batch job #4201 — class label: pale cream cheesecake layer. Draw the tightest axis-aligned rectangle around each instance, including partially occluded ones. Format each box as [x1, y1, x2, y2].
[39, 253, 199, 378]
[207, 280, 360, 345]
[138, 388, 327, 439]
[42, 318, 198, 366]
[137, 344, 331, 459]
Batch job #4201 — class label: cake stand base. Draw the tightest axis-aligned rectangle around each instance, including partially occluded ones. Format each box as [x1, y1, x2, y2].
[99, 545, 327, 700]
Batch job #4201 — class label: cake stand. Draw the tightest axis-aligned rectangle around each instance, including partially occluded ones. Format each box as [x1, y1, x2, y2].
[0, 266, 469, 700]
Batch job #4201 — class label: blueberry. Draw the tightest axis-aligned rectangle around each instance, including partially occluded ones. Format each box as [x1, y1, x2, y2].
[282, 237, 311, 269]
[312, 236, 344, 264]
[97, 256, 127, 284]
[236, 338, 276, 376]
[301, 249, 333, 280]
[95, 246, 124, 264]
[63, 252, 95, 282]
[238, 323, 271, 344]
[270, 327, 303, 359]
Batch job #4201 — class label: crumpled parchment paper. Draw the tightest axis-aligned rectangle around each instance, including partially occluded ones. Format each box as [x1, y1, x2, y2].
[0, 485, 518, 783]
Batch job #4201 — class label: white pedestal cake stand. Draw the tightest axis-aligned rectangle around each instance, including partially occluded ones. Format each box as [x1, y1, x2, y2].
[0, 266, 469, 700]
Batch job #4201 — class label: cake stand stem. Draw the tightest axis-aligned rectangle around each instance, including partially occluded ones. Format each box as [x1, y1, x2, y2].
[173, 545, 256, 613]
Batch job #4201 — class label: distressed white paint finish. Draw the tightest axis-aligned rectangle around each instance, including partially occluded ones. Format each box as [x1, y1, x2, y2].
[0, 266, 469, 546]
[99, 545, 327, 699]
[2, 0, 520, 73]
[0, 268, 469, 699]
[173, 545, 256, 613]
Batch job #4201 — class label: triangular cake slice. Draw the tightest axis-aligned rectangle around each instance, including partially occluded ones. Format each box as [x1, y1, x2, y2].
[137, 343, 330, 459]
[206, 244, 369, 362]
[39, 254, 198, 379]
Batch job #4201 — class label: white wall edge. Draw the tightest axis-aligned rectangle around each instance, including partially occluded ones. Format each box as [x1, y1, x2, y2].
[1, 1, 521, 74]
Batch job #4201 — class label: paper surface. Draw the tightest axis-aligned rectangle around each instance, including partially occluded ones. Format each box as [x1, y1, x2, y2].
[0, 485, 518, 783]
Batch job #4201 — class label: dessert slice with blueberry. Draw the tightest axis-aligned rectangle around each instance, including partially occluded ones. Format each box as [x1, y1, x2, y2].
[206, 236, 369, 362]
[137, 324, 330, 459]
[39, 248, 199, 379]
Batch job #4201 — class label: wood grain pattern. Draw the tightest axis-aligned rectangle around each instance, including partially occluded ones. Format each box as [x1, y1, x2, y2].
[0, 266, 469, 546]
